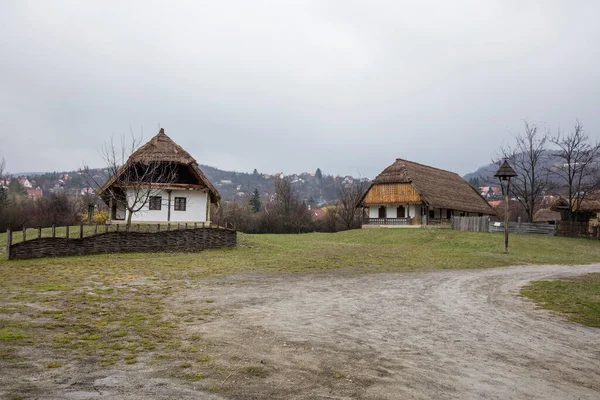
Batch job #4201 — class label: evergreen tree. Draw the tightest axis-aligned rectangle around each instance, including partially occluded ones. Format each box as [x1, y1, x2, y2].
[8, 179, 26, 196]
[249, 188, 262, 213]
[253, 168, 258, 175]
[0, 186, 7, 206]
[315, 168, 322, 180]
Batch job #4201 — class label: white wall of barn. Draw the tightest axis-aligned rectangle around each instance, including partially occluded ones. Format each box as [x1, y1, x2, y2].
[124, 188, 209, 222]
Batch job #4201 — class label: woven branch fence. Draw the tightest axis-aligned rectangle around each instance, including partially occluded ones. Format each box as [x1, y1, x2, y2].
[5, 223, 236, 260]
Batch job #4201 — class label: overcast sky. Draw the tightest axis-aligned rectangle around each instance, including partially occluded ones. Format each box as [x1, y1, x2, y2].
[1, 1, 599, 178]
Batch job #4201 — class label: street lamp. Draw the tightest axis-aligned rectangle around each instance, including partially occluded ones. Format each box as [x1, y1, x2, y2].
[494, 159, 517, 253]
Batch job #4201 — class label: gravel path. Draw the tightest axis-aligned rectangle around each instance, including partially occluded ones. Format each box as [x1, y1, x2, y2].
[191, 264, 600, 399]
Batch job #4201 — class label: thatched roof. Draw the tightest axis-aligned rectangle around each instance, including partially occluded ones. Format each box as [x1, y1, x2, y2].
[364, 158, 496, 214]
[533, 208, 562, 222]
[549, 191, 600, 213]
[98, 129, 220, 204]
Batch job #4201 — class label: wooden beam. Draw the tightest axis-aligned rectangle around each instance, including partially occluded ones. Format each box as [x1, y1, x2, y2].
[6, 228, 11, 260]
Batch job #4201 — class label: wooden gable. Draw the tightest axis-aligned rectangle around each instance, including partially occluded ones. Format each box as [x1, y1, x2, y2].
[362, 183, 422, 205]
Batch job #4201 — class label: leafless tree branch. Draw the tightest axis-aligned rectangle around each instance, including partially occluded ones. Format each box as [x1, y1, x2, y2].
[549, 120, 600, 222]
[494, 120, 551, 222]
[83, 129, 178, 225]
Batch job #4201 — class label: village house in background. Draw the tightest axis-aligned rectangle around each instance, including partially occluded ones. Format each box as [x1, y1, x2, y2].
[360, 158, 496, 227]
[97, 129, 220, 224]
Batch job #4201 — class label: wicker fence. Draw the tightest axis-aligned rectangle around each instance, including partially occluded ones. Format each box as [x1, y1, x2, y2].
[5, 223, 236, 260]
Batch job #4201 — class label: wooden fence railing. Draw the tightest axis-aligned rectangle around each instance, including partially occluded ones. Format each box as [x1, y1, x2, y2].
[363, 217, 411, 225]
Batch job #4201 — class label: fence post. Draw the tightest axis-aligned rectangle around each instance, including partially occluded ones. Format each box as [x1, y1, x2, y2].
[65, 225, 69, 238]
[517, 216, 522, 234]
[105, 224, 109, 233]
[116, 224, 119, 232]
[80, 223, 84, 239]
[167, 223, 170, 231]
[22, 226, 26, 242]
[157, 224, 161, 232]
[52, 225, 56, 238]
[194, 222, 197, 230]
[38, 227, 42, 239]
[6, 228, 11, 260]
[185, 223, 188, 230]
[94, 224, 98, 235]
[137, 224, 140, 232]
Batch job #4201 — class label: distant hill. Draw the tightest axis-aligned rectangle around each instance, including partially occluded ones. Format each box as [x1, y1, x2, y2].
[462, 150, 569, 186]
[15, 164, 369, 206]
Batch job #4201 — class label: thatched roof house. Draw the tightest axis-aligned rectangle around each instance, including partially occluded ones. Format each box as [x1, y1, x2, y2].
[533, 208, 562, 224]
[98, 129, 220, 223]
[360, 158, 495, 226]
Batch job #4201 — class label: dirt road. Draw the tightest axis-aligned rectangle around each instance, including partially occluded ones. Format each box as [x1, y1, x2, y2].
[186, 264, 600, 399]
[7, 264, 600, 399]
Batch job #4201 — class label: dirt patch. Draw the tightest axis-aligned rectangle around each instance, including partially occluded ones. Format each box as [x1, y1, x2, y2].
[2, 264, 600, 399]
[173, 265, 600, 399]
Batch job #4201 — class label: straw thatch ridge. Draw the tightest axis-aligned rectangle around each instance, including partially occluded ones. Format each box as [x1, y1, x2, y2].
[533, 208, 562, 223]
[98, 129, 220, 204]
[363, 158, 496, 215]
[549, 192, 600, 213]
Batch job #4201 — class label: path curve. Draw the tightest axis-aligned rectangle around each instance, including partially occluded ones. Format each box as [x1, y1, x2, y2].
[192, 264, 600, 399]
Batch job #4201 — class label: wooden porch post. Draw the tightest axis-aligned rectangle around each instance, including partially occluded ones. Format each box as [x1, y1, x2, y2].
[167, 190, 172, 222]
[5, 228, 11, 260]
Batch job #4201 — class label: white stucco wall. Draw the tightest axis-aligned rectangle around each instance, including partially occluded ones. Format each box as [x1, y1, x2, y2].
[170, 190, 208, 222]
[386, 206, 397, 219]
[124, 188, 209, 222]
[369, 207, 379, 218]
[368, 204, 421, 219]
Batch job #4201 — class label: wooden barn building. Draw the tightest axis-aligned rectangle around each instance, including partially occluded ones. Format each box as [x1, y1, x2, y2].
[98, 129, 220, 224]
[360, 158, 496, 226]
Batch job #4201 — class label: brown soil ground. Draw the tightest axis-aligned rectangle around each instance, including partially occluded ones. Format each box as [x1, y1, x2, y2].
[4, 264, 600, 399]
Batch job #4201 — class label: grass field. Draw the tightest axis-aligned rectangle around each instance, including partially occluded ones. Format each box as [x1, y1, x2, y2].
[521, 273, 600, 327]
[1, 228, 600, 396]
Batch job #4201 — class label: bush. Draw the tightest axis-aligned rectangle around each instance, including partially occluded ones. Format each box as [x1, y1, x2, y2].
[81, 210, 109, 225]
[0, 193, 81, 232]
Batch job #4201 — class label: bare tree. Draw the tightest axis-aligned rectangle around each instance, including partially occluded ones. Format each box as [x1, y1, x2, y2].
[83, 130, 177, 226]
[335, 181, 369, 229]
[0, 157, 7, 206]
[550, 120, 600, 222]
[496, 121, 550, 222]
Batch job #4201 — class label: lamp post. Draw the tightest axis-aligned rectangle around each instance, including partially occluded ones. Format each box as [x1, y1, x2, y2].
[494, 159, 517, 253]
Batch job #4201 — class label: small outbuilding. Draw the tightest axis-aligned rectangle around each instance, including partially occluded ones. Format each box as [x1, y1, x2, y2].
[360, 158, 496, 226]
[98, 129, 220, 224]
[533, 208, 562, 224]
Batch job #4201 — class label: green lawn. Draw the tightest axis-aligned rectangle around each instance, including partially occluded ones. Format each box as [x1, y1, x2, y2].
[1, 228, 599, 392]
[521, 273, 600, 327]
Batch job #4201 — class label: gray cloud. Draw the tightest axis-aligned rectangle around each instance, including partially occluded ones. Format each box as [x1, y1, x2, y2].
[1, 0, 599, 177]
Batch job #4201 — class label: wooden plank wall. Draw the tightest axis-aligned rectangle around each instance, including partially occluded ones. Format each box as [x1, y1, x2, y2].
[450, 216, 490, 232]
[451, 217, 556, 236]
[363, 183, 421, 205]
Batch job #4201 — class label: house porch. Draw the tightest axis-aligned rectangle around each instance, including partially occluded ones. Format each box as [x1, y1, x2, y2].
[362, 204, 474, 228]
